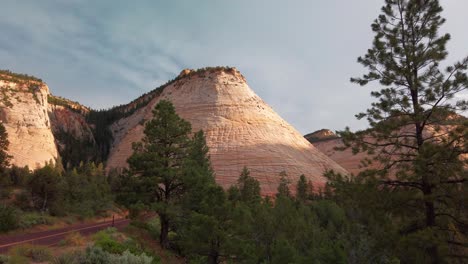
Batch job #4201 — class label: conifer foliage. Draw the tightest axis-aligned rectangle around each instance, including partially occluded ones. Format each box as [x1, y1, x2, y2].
[126, 100, 192, 249]
[0, 123, 10, 170]
[337, 0, 468, 262]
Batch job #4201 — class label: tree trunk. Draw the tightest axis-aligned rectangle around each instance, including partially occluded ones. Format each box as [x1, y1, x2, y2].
[207, 253, 219, 264]
[208, 241, 220, 264]
[422, 180, 439, 264]
[159, 214, 170, 249]
[42, 192, 48, 212]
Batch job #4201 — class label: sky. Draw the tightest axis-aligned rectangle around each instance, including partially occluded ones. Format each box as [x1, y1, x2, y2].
[1, 0, 467, 134]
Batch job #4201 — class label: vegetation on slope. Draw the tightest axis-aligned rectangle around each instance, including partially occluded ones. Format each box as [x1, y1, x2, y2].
[86, 66, 237, 163]
[0, 69, 43, 83]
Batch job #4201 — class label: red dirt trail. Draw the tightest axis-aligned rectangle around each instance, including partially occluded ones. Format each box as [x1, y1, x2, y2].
[0, 218, 130, 253]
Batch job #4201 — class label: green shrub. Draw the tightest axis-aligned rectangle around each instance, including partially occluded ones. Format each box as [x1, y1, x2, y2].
[108, 250, 154, 264]
[61, 232, 86, 246]
[8, 165, 31, 186]
[146, 217, 161, 239]
[52, 252, 77, 264]
[18, 212, 53, 229]
[8, 244, 52, 262]
[130, 217, 160, 239]
[80, 246, 110, 263]
[95, 235, 126, 254]
[0, 204, 19, 232]
[0, 255, 8, 264]
[58, 246, 154, 264]
[93, 228, 126, 254]
[6, 254, 28, 264]
[13, 191, 31, 210]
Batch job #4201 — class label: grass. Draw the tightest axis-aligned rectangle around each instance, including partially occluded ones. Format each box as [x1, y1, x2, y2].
[59, 232, 86, 247]
[8, 244, 52, 263]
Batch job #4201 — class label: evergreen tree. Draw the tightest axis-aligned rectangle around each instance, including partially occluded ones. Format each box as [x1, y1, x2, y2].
[0, 123, 11, 198]
[127, 100, 192, 249]
[0, 123, 10, 169]
[340, 0, 468, 262]
[235, 167, 261, 206]
[296, 174, 309, 202]
[28, 162, 63, 213]
[276, 171, 291, 198]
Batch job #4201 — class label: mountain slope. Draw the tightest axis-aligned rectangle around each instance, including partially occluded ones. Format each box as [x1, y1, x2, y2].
[0, 72, 58, 168]
[107, 68, 348, 195]
[1, 67, 348, 195]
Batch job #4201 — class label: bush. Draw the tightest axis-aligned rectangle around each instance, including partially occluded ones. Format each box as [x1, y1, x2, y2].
[8, 244, 52, 262]
[13, 191, 32, 210]
[0, 204, 19, 232]
[108, 250, 154, 264]
[93, 228, 126, 254]
[56, 247, 154, 264]
[52, 252, 77, 264]
[62, 232, 86, 246]
[18, 212, 53, 229]
[0, 255, 8, 264]
[8, 165, 31, 186]
[130, 217, 160, 239]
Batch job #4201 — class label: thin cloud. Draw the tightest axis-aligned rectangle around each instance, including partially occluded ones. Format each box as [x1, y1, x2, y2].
[0, 0, 466, 133]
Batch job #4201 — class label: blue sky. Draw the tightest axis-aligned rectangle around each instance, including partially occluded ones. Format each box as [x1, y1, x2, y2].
[1, 0, 467, 133]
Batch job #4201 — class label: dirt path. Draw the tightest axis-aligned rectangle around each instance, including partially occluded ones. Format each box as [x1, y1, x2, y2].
[0, 218, 130, 253]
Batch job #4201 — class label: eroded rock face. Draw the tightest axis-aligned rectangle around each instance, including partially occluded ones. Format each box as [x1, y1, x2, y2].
[107, 68, 348, 195]
[311, 138, 371, 175]
[0, 80, 58, 169]
[48, 105, 93, 143]
[48, 104, 95, 156]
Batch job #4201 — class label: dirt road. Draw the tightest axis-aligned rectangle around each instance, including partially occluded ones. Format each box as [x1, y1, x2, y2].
[0, 218, 130, 253]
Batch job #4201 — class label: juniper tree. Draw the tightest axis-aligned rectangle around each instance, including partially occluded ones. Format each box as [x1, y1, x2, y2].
[127, 100, 191, 249]
[340, 0, 468, 262]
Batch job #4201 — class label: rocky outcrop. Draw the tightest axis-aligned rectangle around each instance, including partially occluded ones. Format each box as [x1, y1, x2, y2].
[48, 97, 93, 143]
[0, 77, 58, 169]
[48, 102, 97, 167]
[107, 68, 348, 195]
[305, 129, 340, 143]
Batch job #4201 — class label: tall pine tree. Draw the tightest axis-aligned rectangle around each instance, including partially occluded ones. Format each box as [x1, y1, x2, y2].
[340, 0, 468, 262]
[127, 100, 191, 249]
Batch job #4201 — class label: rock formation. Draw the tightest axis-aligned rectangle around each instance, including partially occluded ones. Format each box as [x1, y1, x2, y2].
[308, 116, 467, 176]
[1, 67, 349, 195]
[309, 135, 371, 175]
[0, 75, 58, 169]
[107, 68, 348, 195]
[304, 129, 339, 143]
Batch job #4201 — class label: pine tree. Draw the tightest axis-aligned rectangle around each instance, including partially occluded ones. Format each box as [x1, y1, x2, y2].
[28, 162, 63, 213]
[127, 100, 192, 249]
[0, 123, 10, 169]
[0, 123, 11, 198]
[276, 171, 291, 198]
[296, 175, 308, 202]
[236, 167, 261, 205]
[341, 0, 468, 262]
